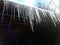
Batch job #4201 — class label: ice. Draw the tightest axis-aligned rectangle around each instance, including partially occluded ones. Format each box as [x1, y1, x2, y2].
[17, 5, 20, 21]
[1, 1, 5, 22]
[2, 0, 60, 32]
[35, 9, 41, 24]
[13, 4, 16, 21]
[48, 11, 58, 26]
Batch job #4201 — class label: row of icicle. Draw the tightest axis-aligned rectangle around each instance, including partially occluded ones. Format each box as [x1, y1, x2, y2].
[0, 0, 60, 32]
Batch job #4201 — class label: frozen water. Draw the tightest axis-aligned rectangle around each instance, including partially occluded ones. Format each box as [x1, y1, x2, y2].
[1, 0, 60, 32]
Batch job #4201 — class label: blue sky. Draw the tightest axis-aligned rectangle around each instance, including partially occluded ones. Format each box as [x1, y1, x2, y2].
[6, 0, 59, 14]
[7, 0, 59, 8]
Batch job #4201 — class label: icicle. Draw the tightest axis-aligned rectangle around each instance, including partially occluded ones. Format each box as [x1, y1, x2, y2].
[7, 3, 13, 33]
[33, 9, 38, 24]
[28, 7, 34, 32]
[22, 6, 26, 24]
[21, 6, 25, 23]
[4, 1, 9, 16]
[1, 0, 6, 22]
[24, 7, 34, 32]
[24, 7, 29, 24]
[48, 11, 57, 26]
[54, 13, 60, 23]
[42, 11, 47, 22]
[57, 18, 60, 23]
[13, 4, 15, 21]
[35, 9, 41, 24]
[11, 3, 13, 19]
[17, 5, 20, 21]
[41, 10, 47, 18]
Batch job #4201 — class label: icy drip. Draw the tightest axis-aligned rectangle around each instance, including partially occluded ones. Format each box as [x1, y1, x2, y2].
[1, 0, 5, 22]
[5, 2, 9, 16]
[21, 5, 26, 24]
[47, 11, 58, 26]
[1, 0, 9, 22]
[35, 9, 41, 24]
[41, 10, 47, 22]
[13, 4, 16, 21]
[24, 7, 34, 32]
[7, 2, 13, 33]
[24, 6, 30, 24]
[54, 13, 60, 23]
[21, 6, 25, 23]
[17, 5, 20, 21]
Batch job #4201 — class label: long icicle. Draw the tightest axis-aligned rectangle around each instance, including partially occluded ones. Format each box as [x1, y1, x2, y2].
[14, 4, 15, 21]
[22, 6, 26, 24]
[17, 5, 20, 21]
[28, 7, 34, 32]
[1, 0, 5, 22]
[7, 3, 12, 33]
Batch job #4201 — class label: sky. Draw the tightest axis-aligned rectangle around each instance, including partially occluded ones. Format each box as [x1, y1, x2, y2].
[6, 0, 59, 14]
